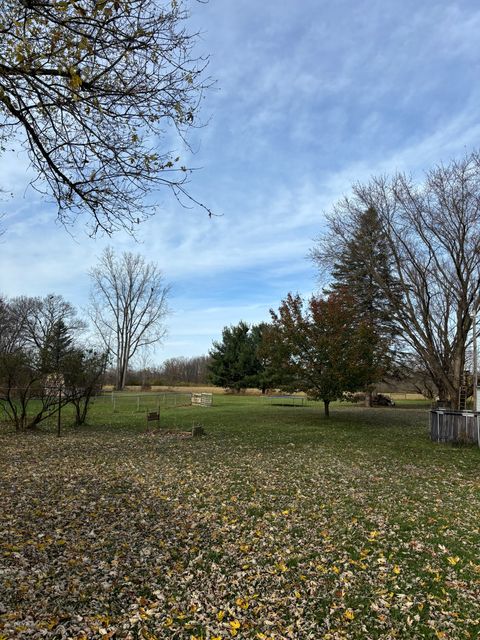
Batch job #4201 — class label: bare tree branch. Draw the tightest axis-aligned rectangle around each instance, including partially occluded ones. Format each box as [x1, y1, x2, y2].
[0, 0, 214, 235]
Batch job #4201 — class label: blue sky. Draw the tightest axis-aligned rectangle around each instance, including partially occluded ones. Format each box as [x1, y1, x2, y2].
[2, 0, 480, 363]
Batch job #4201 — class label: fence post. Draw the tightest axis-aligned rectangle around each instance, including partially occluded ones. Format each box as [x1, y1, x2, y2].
[57, 386, 62, 438]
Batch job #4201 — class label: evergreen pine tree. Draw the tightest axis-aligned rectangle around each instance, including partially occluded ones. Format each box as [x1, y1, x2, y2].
[39, 320, 74, 374]
[327, 207, 401, 401]
[330, 208, 393, 321]
[208, 321, 266, 392]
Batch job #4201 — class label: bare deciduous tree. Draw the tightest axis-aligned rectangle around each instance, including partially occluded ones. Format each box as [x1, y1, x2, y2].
[1, 294, 83, 354]
[63, 347, 108, 426]
[0, 349, 68, 431]
[0, 0, 212, 235]
[22, 294, 85, 352]
[0, 294, 29, 354]
[160, 354, 211, 385]
[312, 152, 480, 409]
[89, 248, 170, 390]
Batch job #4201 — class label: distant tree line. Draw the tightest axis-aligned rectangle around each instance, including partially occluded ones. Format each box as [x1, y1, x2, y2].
[111, 355, 212, 388]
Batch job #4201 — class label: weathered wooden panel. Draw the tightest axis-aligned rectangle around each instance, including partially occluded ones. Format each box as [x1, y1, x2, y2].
[430, 410, 479, 444]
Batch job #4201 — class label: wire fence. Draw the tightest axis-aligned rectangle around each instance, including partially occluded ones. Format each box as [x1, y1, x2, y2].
[100, 391, 193, 414]
[0, 390, 199, 432]
[92, 392, 207, 432]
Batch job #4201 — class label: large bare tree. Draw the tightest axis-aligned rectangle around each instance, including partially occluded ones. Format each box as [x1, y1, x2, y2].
[0, 0, 212, 235]
[89, 248, 170, 390]
[312, 152, 480, 409]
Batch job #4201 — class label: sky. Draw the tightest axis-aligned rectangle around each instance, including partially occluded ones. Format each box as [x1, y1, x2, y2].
[2, 0, 480, 363]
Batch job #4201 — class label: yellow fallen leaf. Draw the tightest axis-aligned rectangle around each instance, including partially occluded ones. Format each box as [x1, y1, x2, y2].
[344, 609, 355, 621]
[236, 596, 249, 609]
[46, 618, 59, 631]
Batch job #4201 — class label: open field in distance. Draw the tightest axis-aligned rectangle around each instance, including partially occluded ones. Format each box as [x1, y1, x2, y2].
[103, 386, 429, 402]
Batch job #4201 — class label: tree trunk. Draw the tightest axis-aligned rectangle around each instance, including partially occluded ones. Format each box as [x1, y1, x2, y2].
[118, 355, 129, 391]
[434, 362, 462, 410]
[450, 350, 466, 410]
[16, 412, 25, 432]
[26, 415, 41, 430]
[73, 400, 88, 427]
[365, 390, 373, 407]
[75, 396, 91, 426]
[75, 405, 87, 426]
[324, 400, 330, 418]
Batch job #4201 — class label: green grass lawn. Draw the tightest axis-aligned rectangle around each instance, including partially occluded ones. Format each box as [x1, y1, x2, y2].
[0, 396, 479, 639]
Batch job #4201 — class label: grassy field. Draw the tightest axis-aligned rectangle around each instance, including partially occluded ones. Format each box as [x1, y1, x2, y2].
[0, 396, 479, 639]
[103, 386, 428, 402]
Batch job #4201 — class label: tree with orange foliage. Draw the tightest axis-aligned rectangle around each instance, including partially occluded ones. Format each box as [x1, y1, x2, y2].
[266, 292, 386, 417]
